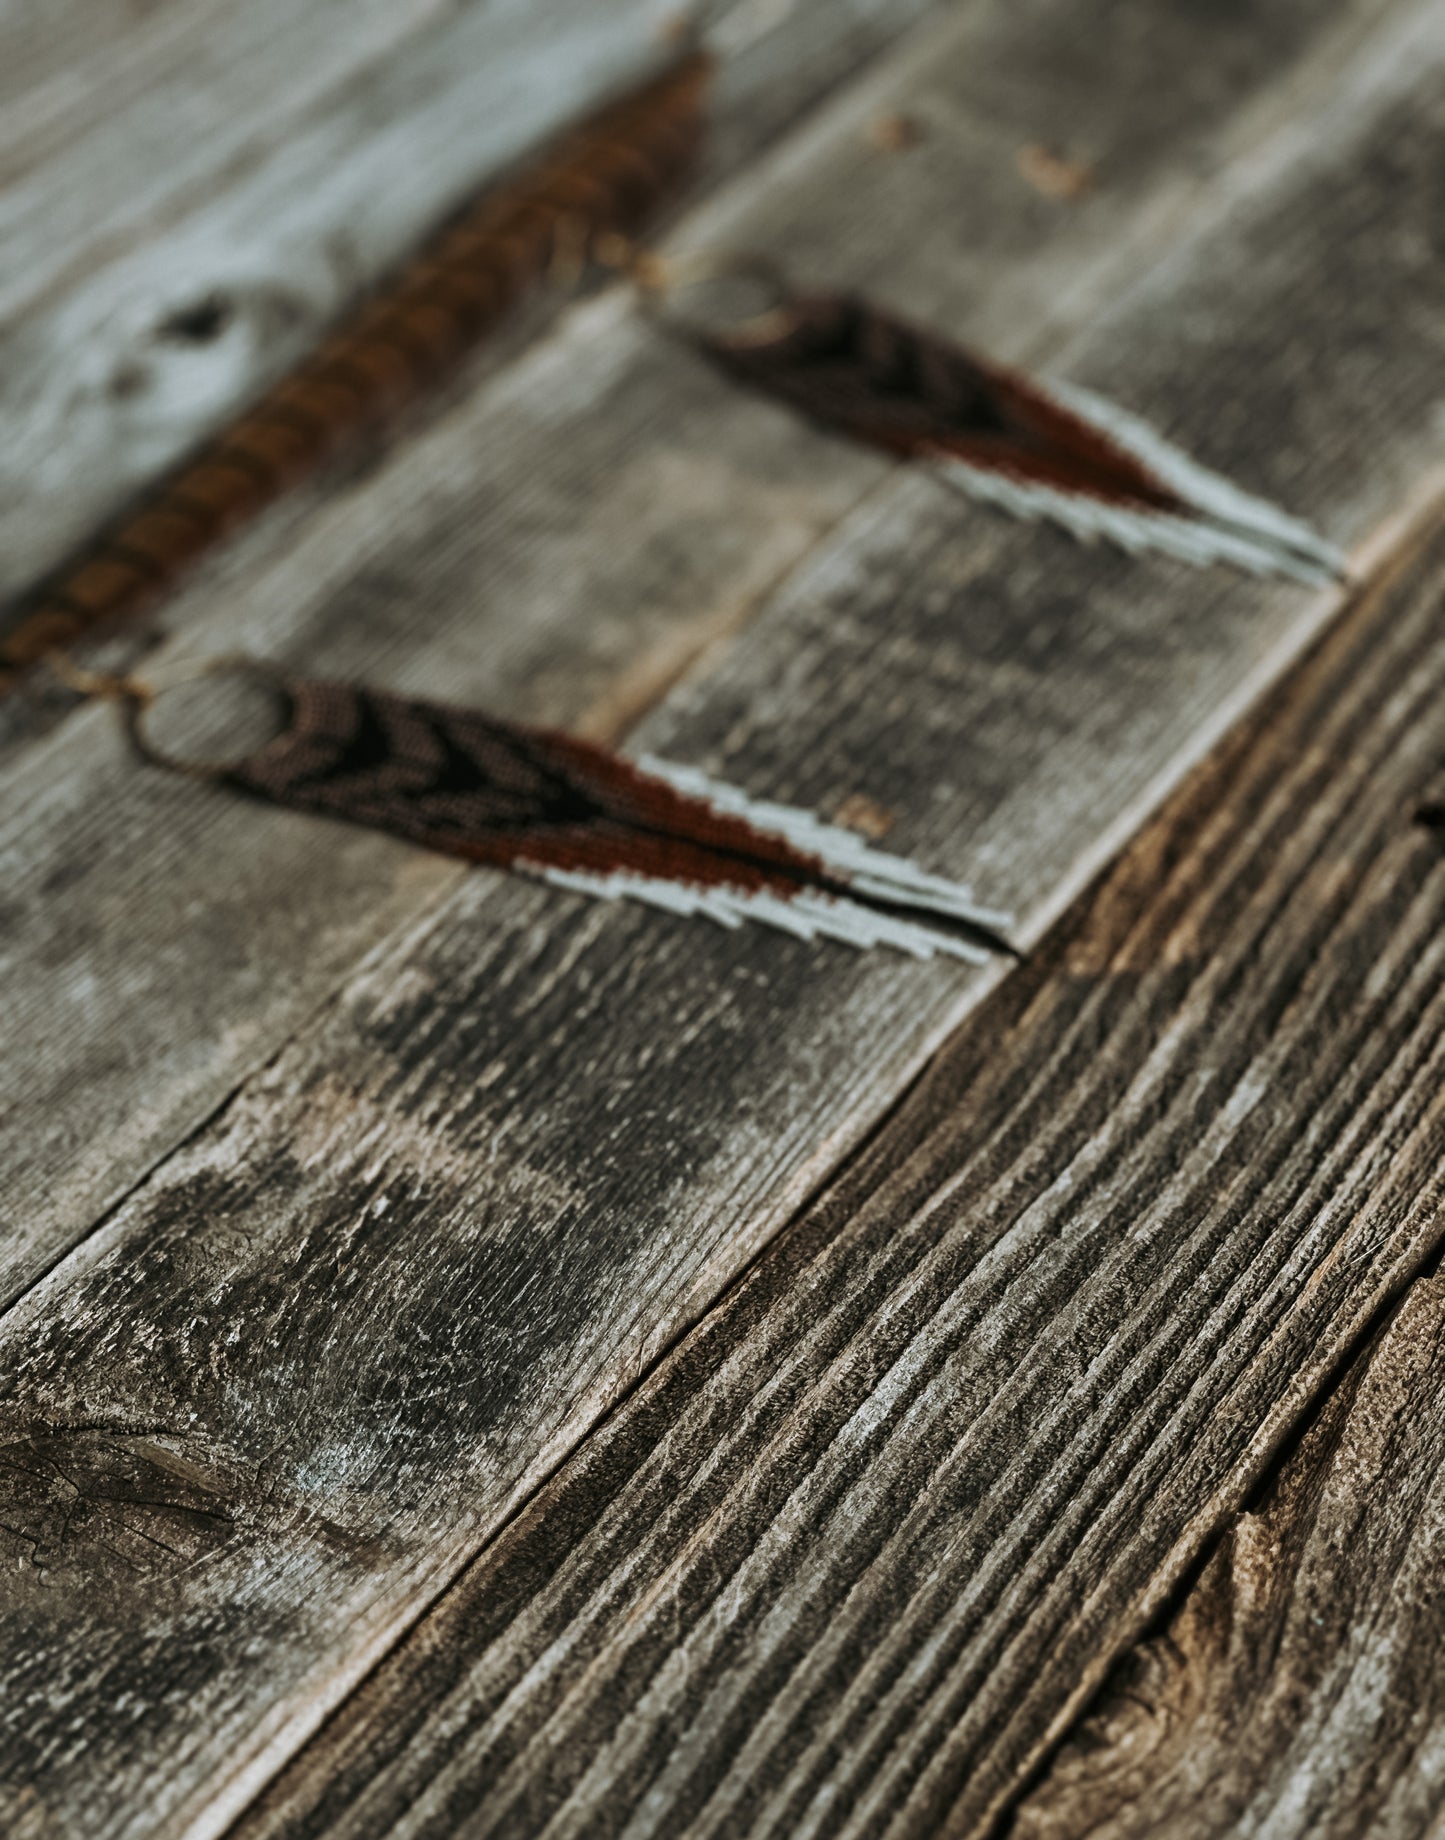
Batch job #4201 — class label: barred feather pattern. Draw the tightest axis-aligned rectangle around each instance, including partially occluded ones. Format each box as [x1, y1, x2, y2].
[0, 53, 712, 689]
[222, 678, 1013, 961]
[695, 292, 1345, 584]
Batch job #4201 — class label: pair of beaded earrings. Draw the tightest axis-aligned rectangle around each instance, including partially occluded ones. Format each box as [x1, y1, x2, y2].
[36, 55, 1343, 964]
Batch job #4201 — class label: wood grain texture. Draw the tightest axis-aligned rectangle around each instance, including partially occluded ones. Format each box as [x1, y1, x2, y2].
[0, 0, 1425, 1304]
[223, 496, 1445, 1840]
[1010, 1273, 1445, 1840]
[0, 0, 193, 119]
[0, 0, 456, 241]
[0, 0, 949, 612]
[3, 13, 1445, 1832]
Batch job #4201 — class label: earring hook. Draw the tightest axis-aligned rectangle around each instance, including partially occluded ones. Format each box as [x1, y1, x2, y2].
[593, 236, 798, 346]
[47, 650, 290, 780]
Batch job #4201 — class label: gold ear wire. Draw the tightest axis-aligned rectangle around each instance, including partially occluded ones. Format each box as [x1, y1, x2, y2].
[46, 649, 158, 719]
[594, 237, 798, 346]
[48, 649, 290, 780]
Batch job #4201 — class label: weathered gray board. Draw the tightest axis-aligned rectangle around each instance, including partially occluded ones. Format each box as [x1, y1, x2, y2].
[1, 5, 1444, 1837]
[0, 0, 681, 603]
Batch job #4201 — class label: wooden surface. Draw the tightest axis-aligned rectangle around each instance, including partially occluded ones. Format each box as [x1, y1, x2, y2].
[4, 3, 1445, 1836]
[4, 0, 1431, 1305]
[224, 498, 1445, 1840]
[1011, 1274, 1445, 1838]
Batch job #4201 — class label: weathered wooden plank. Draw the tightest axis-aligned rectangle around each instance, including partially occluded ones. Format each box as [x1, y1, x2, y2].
[2, 15, 1444, 1834]
[224, 497, 1445, 1840]
[0, 0, 440, 205]
[1010, 1274, 1445, 1840]
[0, 2, 147, 111]
[0, 0, 202, 120]
[0, 0, 1419, 1303]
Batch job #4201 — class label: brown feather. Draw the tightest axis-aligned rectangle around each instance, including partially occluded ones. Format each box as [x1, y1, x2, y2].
[2, 53, 712, 689]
